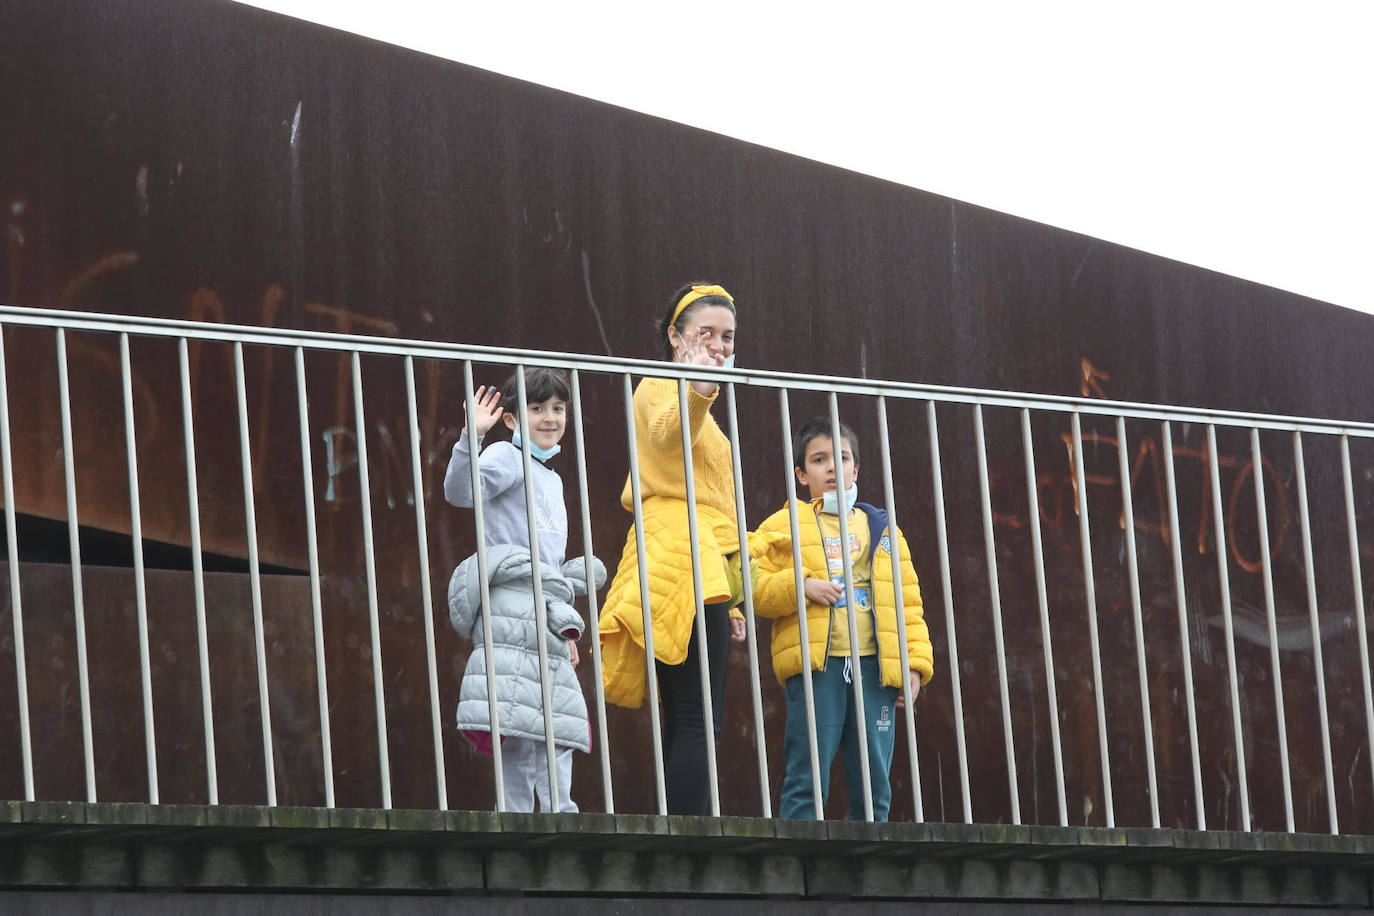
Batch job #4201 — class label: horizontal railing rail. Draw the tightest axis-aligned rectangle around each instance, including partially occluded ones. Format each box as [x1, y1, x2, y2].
[1, 304, 1373, 436]
[0, 303, 1371, 838]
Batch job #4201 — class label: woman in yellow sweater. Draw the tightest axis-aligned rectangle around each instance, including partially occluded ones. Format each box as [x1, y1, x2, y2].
[599, 283, 746, 815]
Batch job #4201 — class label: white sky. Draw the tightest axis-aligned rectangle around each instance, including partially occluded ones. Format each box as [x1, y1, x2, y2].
[236, 0, 1374, 314]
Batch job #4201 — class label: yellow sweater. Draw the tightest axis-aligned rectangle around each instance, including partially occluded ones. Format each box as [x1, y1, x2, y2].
[617, 377, 738, 521]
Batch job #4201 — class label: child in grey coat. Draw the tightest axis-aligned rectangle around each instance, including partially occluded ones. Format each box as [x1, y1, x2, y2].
[443, 367, 600, 813]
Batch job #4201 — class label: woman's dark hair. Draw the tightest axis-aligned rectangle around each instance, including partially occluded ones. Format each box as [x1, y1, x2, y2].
[792, 416, 861, 471]
[497, 367, 571, 415]
[658, 282, 737, 360]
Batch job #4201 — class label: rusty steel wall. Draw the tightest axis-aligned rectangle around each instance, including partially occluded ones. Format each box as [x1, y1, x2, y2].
[3, 0, 1374, 833]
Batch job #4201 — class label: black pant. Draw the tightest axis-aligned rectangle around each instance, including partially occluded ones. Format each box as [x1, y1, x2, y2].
[655, 601, 730, 816]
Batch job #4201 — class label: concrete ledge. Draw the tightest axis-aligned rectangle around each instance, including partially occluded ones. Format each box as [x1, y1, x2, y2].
[0, 801, 1371, 906]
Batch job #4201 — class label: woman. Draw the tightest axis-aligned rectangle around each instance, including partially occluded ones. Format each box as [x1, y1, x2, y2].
[599, 282, 748, 816]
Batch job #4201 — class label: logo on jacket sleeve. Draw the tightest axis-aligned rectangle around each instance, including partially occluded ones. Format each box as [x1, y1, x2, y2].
[879, 534, 892, 554]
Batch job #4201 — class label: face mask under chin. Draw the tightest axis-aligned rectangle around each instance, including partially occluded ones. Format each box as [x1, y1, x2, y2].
[820, 483, 858, 514]
[511, 427, 561, 461]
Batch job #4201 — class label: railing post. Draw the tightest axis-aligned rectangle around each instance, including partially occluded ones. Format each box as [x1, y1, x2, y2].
[462, 361, 505, 811]
[295, 347, 335, 808]
[55, 329, 97, 802]
[235, 342, 275, 807]
[828, 394, 872, 821]
[876, 396, 921, 821]
[1207, 424, 1251, 831]
[513, 367, 561, 812]
[350, 351, 389, 809]
[973, 404, 1018, 824]
[404, 356, 447, 811]
[570, 369, 615, 813]
[1116, 416, 1159, 827]
[1161, 421, 1205, 830]
[927, 401, 971, 823]
[178, 338, 218, 805]
[1021, 408, 1066, 826]
[779, 388, 824, 820]
[1069, 411, 1112, 827]
[725, 381, 771, 817]
[622, 373, 668, 814]
[1340, 435, 1374, 820]
[0, 325, 34, 801]
[121, 333, 158, 805]
[1249, 428, 1294, 832]
[676, 378, 721, 816]
[1291, 430, 1336, 833]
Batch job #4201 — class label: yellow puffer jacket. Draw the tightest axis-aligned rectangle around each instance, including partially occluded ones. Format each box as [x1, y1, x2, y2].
[749, 501, 934, 687]
[599, 498, 738, 708]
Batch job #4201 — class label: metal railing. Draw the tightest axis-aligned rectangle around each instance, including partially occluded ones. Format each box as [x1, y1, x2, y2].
[0, 304, 1371, 834]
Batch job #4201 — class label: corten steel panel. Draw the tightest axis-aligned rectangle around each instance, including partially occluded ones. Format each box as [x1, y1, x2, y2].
[2, 0, 1374, 834]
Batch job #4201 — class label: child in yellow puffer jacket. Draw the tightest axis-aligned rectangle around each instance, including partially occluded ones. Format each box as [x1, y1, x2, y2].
[750, 417, 933, 821]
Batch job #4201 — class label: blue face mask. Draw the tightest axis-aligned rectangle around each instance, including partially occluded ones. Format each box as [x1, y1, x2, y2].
[511, 427, 561, 462]
[820, 483, 858, 515]
[722, 354, 735, 369]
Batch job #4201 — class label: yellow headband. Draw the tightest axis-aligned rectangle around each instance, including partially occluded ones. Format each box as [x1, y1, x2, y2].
[669, 284, 734, 326]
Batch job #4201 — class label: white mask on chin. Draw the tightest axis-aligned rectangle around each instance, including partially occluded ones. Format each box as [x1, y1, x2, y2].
[821, 483, 858, 515]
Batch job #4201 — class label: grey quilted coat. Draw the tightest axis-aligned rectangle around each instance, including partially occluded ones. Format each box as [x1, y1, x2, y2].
[449, 545, 606, 752]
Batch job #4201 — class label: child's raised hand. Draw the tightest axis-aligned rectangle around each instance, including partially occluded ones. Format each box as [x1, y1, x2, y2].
[803, 576, 844, 607]
[464, 385, 504, 438]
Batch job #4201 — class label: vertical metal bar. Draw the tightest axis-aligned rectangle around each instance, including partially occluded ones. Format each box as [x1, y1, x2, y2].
[623, 373, 667, 814]
[404, 356, 447, 811]
[120, 333, 159, 804]
[973, 405, 1019, 824]
[779, 389, 824, 819]
[1069, 411, 1112, 827]
[1021, 408, 1066, 826]
[0, 326, 34, 800]
[1251, 430, 1297, 830]
[1207, 423, 1250, 831]
[56, 329, 96, 801]
[463, 361, 504, 811]
[927, 401, 971, 823]
[1161, 421, 1205, 830]
[1116, 416, 1159, 827]
[677, 378, 721, 816]
[1292, 431, 1337, 833]
[570, 369, 614, 813]
[725, 382, 771, 817]
[514, 367, 561, 812]
[827, 394, 873, 821]
[1340, 435, 1374, 814]
[1250, 428, 1294, 831]
[350, 351, 390, 809]
[235, 342, 276, 806]
[295, 347, 335, 808]
[876, 396, 921, 821]
[178, 339, 218, 805]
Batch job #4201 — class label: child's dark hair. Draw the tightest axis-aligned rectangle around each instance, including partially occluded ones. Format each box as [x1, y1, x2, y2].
[658, 282, 737, 360]
[792, 416, 861, 470]
[497, 367, 571, 415]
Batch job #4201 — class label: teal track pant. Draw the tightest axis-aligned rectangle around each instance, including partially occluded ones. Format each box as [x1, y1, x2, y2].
[779, 654, 898, 821]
